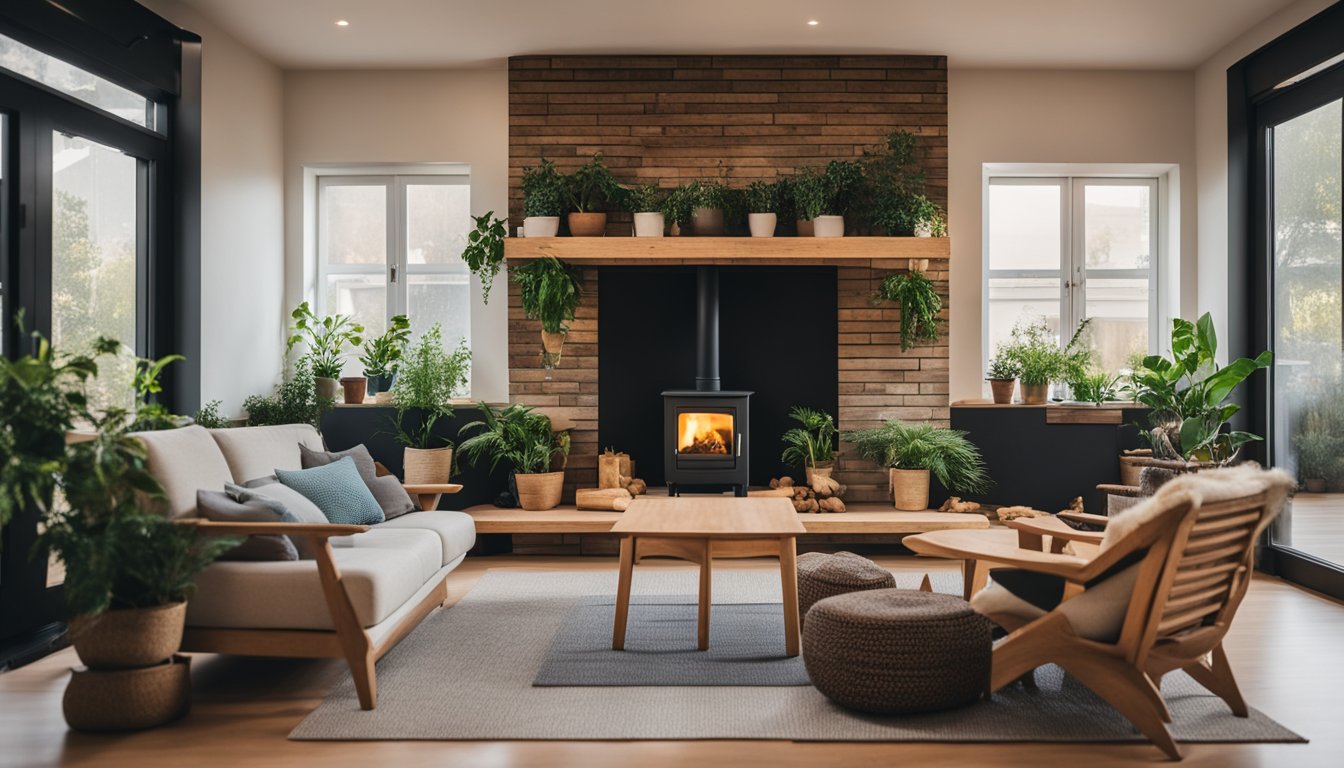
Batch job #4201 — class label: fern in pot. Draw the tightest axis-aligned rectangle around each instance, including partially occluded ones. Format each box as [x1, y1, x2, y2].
[391, 324, 471, 484]
[287, 301, 364, 402]
[458, 402, 571, 511]
[627, 184, 666, 237]
[359, 314, 411, 399]
[520, 157, 566, 237]
[780, 406, 838, 483]
[843, 421, 990, 511]
[513, 256, 583, 373]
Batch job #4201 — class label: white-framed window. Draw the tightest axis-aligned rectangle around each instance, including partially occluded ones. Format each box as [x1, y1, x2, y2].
[316, 170, 472, 365]
[984, 175, 1160, 376]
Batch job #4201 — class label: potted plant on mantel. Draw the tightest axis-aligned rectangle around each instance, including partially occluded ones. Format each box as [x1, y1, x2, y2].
[627, 184, 665, 237]
[513, 255, 582, 373]
[359, 314, 412, 401]
[843, 420, 990, 511]
[462, 212, 507, 303]
[391, 323, 471, 485]
[873, 269, 942, 351]
[564, 152, 625, 237]
[691, 181, 735, 236]
[985, 355, 1020, 405]
[520, 157, 565, 238]
[287, 301, 364, 403]
[998, 319, 1066, 405]
[745, 180, 779, 238]
[458, 402, 572, 511]
[780, 406, 838, 483]
[663, 182, 699, 237]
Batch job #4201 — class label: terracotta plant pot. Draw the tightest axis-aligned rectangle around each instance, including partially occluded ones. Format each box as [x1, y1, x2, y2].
[813, 215, 845, 237]
[890, 468, 931, 511]
[70, 603, 186, 670]
[404, 446, 453, 485]
[515, 471, 565, 511]
[339, 376, 367, 404]
[804, 463, 834, 485]
[567, 212, 607, 237]
[988, 378, 1016, 405]
[691, 207, 725, 236]
[748, 212, 777, 238]
[633, 211, 665, 237]
[64, 655, 191, 732]
[796, 219, 815, 237]
[1305, 478, 1327, 493]
[1020, 382, 1050, 404]
[314, 376, 340, 401]
[523, 216, 560, 238]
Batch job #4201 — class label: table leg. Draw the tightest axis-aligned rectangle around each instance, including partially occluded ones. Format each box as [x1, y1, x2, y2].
[414, 493, 442, 512]
[613, 535, 635, 650]
[697, 538, 711, 651]
[963, 558, 990, 601]
[779, 536, 800, 657]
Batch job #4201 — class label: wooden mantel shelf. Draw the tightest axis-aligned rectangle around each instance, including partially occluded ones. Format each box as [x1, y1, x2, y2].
[505, 236, 950, 265]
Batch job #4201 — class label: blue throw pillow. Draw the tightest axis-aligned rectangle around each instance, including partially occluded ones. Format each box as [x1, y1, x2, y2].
[275, 456, 385, 526]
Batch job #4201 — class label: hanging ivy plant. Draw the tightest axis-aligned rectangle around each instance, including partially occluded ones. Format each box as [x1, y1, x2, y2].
[874, 270, 942, 351]
[512, 256, 583, 334]
[463, 211, 507, 304]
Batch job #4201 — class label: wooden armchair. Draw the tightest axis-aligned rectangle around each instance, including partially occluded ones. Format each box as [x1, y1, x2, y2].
[907, 476, 1286, 760]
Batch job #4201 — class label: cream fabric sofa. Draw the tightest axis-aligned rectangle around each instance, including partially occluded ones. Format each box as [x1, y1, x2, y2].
[136, 423, 475, 709]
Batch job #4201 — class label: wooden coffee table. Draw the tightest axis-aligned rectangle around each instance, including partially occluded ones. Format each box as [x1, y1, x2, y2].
[609, 496, 807, 656]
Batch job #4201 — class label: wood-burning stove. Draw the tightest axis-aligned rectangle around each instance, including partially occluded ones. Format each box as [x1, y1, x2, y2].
[662, 266, 751, 496]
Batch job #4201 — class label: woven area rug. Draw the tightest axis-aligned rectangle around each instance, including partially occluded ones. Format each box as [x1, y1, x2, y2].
[290, 569, 1304, 744]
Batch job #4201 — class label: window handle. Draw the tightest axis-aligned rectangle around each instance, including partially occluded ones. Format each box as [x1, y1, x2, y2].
[390, 265, 398, 283]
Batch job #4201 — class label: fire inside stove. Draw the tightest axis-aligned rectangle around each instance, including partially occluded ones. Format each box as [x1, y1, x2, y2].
[677, 412, 734, 455]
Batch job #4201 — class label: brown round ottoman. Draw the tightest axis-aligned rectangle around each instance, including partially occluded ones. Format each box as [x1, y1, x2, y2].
[796, 551, 896, 627]
[803, 589, 992, 714]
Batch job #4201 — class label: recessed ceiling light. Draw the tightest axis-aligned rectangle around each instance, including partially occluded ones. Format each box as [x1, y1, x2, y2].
[335, 20, 350, 27]
[807, 20, 819, 26]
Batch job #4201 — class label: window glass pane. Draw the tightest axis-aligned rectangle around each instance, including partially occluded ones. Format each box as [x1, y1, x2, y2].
[408, 273, 470, 352]
[1271, 98, 1343, 564]
[406, 182, 470, 265]
[986, 277, 1061, 360]
[324, 273, 387, 346]
[0, 33, 153, 129]
[321, 184, 387, 265]
[1083, 184, 1152, 270]
[988, 184, 1061, 270]
[1083, 278, 1150, 373]
[51, 132, 137, 412]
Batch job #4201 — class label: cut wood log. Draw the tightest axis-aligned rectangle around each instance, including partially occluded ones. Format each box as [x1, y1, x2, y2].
[576, 487, 633, 511]
[748, 487, 794, 498]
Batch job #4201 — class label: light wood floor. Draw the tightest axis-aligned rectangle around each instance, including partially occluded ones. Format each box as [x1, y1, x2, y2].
[3, 555, 1342, 768]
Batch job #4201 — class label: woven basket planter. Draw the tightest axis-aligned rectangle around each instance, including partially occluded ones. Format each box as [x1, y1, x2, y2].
[70, 602, 185, 669]
[64, 655, 191, 731]
[889, 468, 930, 511]
[404, 446, 452, 485]
[803, 589, 991, 715]
[796, 552, 896, 628]
[516, 471, 565, 511]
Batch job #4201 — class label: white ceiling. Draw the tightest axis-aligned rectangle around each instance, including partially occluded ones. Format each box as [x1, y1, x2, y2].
[177, 0, 1301, 70]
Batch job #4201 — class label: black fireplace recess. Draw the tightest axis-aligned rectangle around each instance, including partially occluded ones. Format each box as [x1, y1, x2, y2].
[663, 267, 752, 496]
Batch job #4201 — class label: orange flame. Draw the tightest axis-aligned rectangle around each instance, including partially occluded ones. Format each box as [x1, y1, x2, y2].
[678, 413, 734, 455]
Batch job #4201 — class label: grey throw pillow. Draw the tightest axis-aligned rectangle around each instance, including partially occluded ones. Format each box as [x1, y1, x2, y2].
[225, 482, 325, 559]
[299, 442, 415, 520]
[197, 490, 300, 561]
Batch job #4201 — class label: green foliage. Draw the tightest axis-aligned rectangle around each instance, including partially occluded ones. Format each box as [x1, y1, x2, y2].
[745, 181, 780, 214]
[859, 129, 929, 235]
[774, 177, 798, 224]
[662, 182, 700, 226]
[391, 324, 471, 449]
[1293, 388, 1344, 483]
[791, 167, 830, 221]
[998, 319, 1071, 387]
[1129, 313, 1272, 464]
[779, 406, 838, 469]
[1069, 372, 1122, 406]
[874, 269, 942, 351]
[128, 351, 186, 432]
[824, 160, 865, 219]
[243, 357, 330, 427]
[358, 314, 412, 379]
[842, 421, 991, 495]
[986, 355, 1021, 381]
[626, 184, 665, 214]
[907, 194, 948, 236]
[286, 301, 364, 380]
[565, 153, 627, 213]
[463, 212, 507, 304]
[192, 400, 231, 429]
[521, 157, 567, 218]
[457, 402, 569, 475]
[513, 256, 583, 334]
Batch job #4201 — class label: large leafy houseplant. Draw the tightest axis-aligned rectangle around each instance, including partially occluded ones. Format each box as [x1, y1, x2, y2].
[358, 314, 412, 396]
[1129, 313, 1272, 464]
[458, 402, 571, 510]
[463, 213, 507, 304]
[780, 406, 838, 477]
[844, 420, 990, 510]
[874, 270, 942, 351]
[513, 256, 583, 369]
[286, 301, 364, 383]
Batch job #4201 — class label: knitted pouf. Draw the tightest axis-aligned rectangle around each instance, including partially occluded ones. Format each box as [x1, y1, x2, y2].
[796, 551, 896, 628]
[803, 589, 992, 714]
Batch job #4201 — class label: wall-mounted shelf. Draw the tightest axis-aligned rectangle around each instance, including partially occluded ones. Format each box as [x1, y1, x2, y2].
[504, 236, 950, 265]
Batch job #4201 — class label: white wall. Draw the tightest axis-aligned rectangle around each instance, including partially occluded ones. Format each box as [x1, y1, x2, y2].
[282, 69, 510, 403]
[946, 68, 1198, 401]
[1193, 0, 1336, 358]
[139, 0, 287, 418]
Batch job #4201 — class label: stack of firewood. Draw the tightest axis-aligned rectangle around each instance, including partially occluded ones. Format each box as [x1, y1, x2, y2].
[751, 474, 847, 513]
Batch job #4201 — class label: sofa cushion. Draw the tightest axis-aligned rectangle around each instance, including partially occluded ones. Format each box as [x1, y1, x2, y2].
[276, 457, 385, 526]
[228, 482, 328, 559]
[209, 424, 325, 484]
[374, 510, 477, 566]
[134, 425, 234, 519]
[196, 490, 300, 561]
[300, 443, 415, 520]
[186, 528, 443, 630]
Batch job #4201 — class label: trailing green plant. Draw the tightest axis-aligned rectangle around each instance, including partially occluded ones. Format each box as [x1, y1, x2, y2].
[390, 324, 471, 449]
[842, 421, 991, 495]
[513, 256, 583, 334]
[128, 351, 186, 432]
[1069, 372, 1122, 406]
[286, 301, 364, 380]
[986, 355, 1021, 381]
[662, 182, 700, 227]
[745, 180, 779, 214]
[358, 314, 412, 379]
[1128, 313, 1271, 464]
[243, 357, 330, 427]
[626, 184, 665, 214]
[457, 402, 569, 476]
[565, 152, 626, 213]
[463, 212, 507, 304]
[779, 406, 838, 469]
[521, 157, 567, 218]
[874, 270, 942, 351]
[192, 400, 231, 429]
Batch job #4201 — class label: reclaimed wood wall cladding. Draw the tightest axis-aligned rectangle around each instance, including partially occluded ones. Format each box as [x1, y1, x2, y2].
[506, 55, 949, 511]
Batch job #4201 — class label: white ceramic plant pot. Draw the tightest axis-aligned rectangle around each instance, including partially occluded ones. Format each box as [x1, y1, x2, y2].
[914, 222, 934, 237]
[748, 212, 777, 238]
[523, 216, 560, 238]
[633, 211, 665, 237]
[813, 215, 845, 238]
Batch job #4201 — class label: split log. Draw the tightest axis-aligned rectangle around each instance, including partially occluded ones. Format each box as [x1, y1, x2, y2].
[576, 487, 632, 511]
[996, 505, 1048, 521]
[817, 497, 847, 514]
[748, 488, 794, 498]
[938, 496, 982, 514]
[624, 478, 647, 496]
[598, 450, 633, 489]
